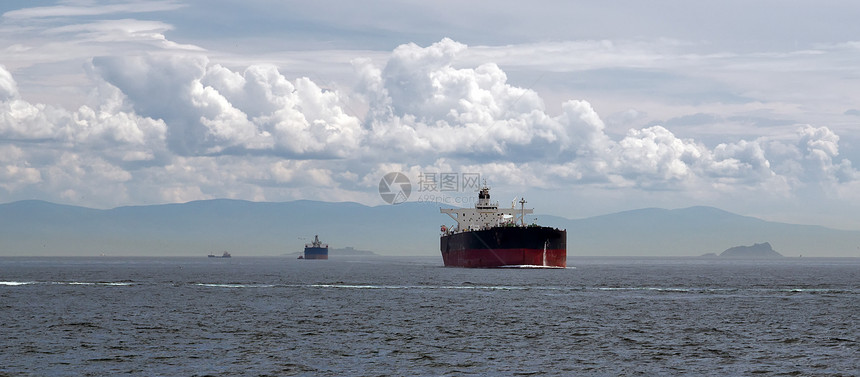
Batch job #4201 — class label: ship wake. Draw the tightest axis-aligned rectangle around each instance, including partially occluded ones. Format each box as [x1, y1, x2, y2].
[498, 265, 567, 269]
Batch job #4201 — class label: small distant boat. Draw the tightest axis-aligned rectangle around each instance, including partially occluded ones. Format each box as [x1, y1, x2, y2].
[208, 251, 231, 258]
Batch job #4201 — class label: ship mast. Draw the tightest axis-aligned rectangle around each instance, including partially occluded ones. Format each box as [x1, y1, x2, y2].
[519, 198, 526, 226]
[306, 234, 326, 248]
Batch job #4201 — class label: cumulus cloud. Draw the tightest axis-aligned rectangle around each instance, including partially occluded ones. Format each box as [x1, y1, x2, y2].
[0, 65, 167, 156]
[615, 126, 702, 182]
[91, 55, 363, 158]
[360, 38, 606, 161]
[797, 126, 855, 183]
[0, 65, 18, 101]
[354, 39, 857, 191]
[0, 64, 168, 206]
[0, 39, 858, 210]
[0, 145, 41, 191]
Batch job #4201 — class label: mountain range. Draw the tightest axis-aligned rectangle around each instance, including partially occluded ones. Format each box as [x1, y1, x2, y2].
[1, 199, 858, 257]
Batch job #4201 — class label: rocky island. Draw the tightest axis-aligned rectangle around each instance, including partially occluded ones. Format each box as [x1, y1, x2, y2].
[719, 242, 783, 258]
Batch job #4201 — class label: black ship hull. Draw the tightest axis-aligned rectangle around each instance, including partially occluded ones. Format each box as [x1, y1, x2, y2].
[440, 226, 566, 268]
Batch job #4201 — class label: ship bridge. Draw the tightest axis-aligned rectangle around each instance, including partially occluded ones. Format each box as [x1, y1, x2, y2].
[440, 185, 533, 232]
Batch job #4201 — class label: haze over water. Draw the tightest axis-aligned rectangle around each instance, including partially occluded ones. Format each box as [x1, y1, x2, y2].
[1, 256, 857, 376]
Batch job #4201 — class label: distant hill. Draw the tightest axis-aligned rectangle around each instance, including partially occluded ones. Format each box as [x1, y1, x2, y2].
[720, 242, 783, 258]
[1, 200, 859, 257]
[331, 247, 378, 256]
[0, 199, 442, 257]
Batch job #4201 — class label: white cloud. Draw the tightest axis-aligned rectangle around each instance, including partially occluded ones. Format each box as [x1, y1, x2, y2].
[0, 65, 167, 152]
[0, 145, 41, 191]
[797, 126, 856, 183]
[91, 54, 363, 158]
[615, 126, 701, 183]
[0, 65, 18, 101]
[2, 1, 185, 19]
[362, 39, 594, 161]
[708, 139, 771, 182]
[44, 19, 203, 51]
[353, 39, 858, 194]
[0, 33, 858, 229]
[0, 64, 169, 206]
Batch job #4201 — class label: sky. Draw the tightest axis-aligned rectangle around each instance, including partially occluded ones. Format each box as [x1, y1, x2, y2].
[2, 0, 860, 230]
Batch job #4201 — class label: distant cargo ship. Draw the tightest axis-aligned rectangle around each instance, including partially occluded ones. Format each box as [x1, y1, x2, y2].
[440, 184, 566, 268]
[208, 251, 231, 258]
[303, 235, 329, 260]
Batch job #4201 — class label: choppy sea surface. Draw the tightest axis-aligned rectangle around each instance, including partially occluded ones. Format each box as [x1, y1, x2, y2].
[1, 256, 858, 376]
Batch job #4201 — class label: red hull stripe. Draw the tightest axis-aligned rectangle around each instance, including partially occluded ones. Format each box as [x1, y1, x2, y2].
[441, 248, 566, 268]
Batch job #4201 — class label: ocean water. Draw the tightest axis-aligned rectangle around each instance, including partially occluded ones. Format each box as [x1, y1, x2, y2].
[1, 256, 858, 376]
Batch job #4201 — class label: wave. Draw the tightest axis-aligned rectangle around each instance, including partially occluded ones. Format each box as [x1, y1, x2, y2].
[194, 283, 275, 288]
[4, 280, 855, 295]
[498, 265, 569, 269]
[591, 286, 857, 294]
[306, 284, 529, 290]
[0, 280, 134, 286]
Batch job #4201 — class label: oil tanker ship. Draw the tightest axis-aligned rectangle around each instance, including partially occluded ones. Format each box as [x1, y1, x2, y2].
[440, 184, 566, 268]
[302, 235, 329, 260]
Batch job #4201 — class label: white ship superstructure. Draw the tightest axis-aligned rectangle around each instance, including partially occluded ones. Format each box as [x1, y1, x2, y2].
[440, 184, 533, 232]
